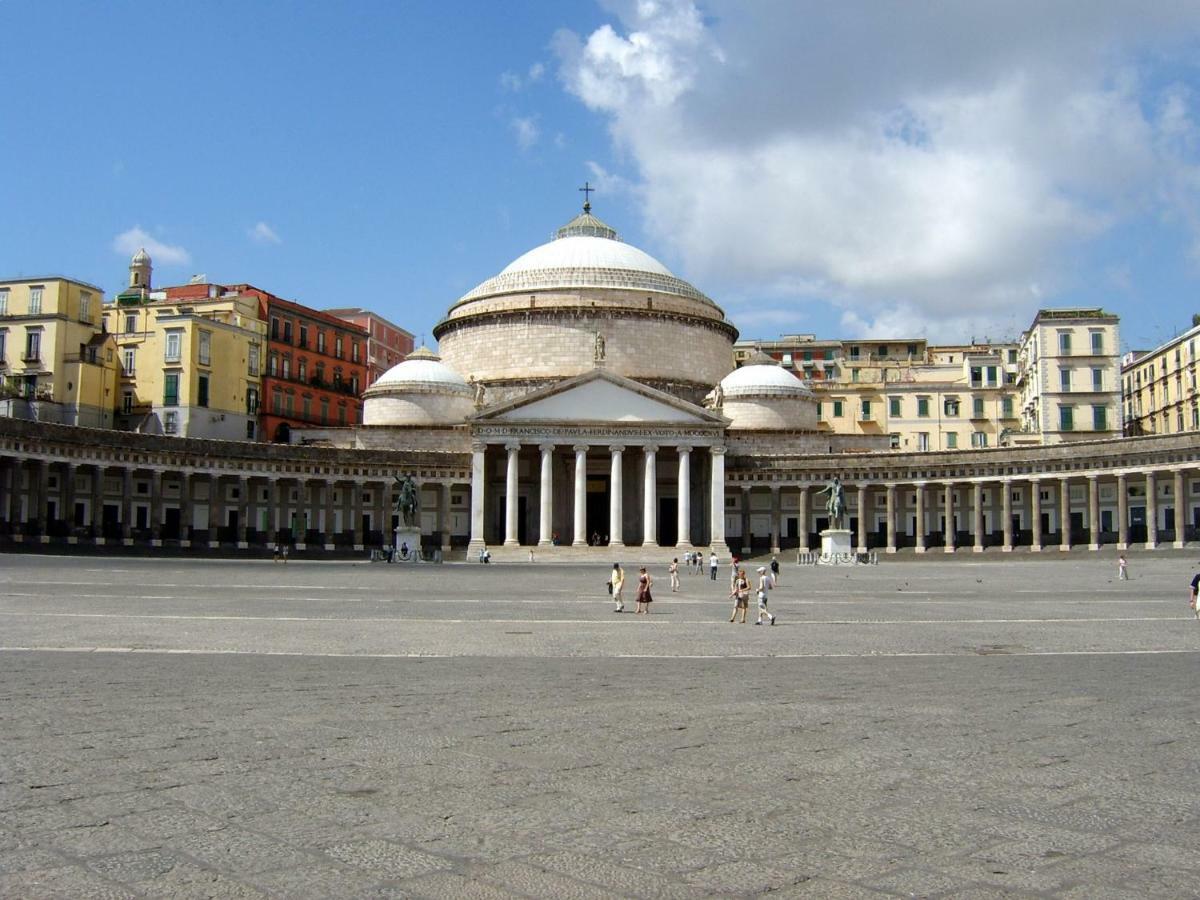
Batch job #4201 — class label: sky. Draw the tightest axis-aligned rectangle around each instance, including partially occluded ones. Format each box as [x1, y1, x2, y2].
[4, 1, 1200, 354]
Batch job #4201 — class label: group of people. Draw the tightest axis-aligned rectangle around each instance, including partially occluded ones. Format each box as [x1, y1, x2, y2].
[607, 553, 782, 624]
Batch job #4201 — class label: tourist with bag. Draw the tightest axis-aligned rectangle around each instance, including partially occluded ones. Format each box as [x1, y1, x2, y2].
[610, 563, 625, 613]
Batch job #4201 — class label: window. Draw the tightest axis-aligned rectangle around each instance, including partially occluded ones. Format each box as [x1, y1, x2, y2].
[320, 397, 329, 424]
[971, 432, 988, 448]
[1008, 349, 1017, 364]
[781, 353, 793, 367]
[317, 332, 326, 353]
[848, 345, 860, 361]
[1060, 368, 1071, 391]
[268, 353, 278, 376]
[302, 395, 311, 419]
[816, 402, 822, 419]
[272, 389, 283, 414]
[29, 286, 43, 314]
[283, 321, 293, 343]
[197, 374, 209, 408]
[973, 397, 985, 418]
[352, 342, 360, 363]
[1091, 331, 1103, 354]
[163, 411, 178, 434]
[946, 432, 958, 449]
[25, 329, 42, 361]
[299, 325, 308, 348]
[270, 317, 280, 340]
[281, 356, 291, 380]
[889, 433, 900, 449]
[122, 391, 133, 414]
[1060, 405, 1075, 431]
[0, 330, 6, 363]
[246, 387, 259, 414]
[832, 399, 844, 417]
[916, 432, 930, 451]
[860, 400, 871, 419]
[248, 343, 260, 376]
[315, 361, 325, 384]
[335, 335, 343, 359]
[246, 421, 256, 440]
[907, 343, 919, 357]
[1092, 367, 1103, 391]
[1093, 405, 1108, 431]
[79, 292, 92, 323]
[124, 312, 138, 333]
[298, 359, 307, 381]
[163, 373, 179, 406]
[803, 350, 813, 362]
[350, 374, 359, 394]
[284, 393, 293, 415]
[889, 397, 901, 417]
[1059, 331, 1072, 353]
[165, 331, 182, 363]
[917, 396, 930, 417]
[1002, 396, 1014, 418]
[970, 366, 982, 387]
[338, 405, 347, 425]
[944, 398, 959, 417]
[0, 289, 8, 315]
[122, 346, 135, 373]
[198, 331, 211, 365]
[851, 368, 860, 382]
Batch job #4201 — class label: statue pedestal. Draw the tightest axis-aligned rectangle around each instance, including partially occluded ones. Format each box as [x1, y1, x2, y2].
[394, 526, 422, 563]
[819, 529, 853, 563]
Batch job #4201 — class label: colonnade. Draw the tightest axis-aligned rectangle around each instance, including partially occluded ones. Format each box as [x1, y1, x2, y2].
[467, 440, 727, 551]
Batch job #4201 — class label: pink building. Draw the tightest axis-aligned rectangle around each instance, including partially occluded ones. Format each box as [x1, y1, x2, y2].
[323, 307, 414, 386]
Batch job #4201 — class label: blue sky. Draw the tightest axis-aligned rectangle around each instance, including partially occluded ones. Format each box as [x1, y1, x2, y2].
[4, 1, 1200, 354]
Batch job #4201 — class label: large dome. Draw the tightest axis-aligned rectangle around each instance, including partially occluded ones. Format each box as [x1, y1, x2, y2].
[721, 364, 813, 398]
[433, 206, 737, 405]
[362, 347, 474, 426]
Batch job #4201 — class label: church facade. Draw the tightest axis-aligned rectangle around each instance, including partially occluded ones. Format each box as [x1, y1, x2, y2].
[3, 207, 1200, 557]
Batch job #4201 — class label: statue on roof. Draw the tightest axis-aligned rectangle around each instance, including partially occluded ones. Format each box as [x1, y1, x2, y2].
[703, 383, 724, 409]
[594, 332, 606, 362]
[394, 473, 420, 528]
[468, 375, 486, 408]
[815, 476, 846, 530]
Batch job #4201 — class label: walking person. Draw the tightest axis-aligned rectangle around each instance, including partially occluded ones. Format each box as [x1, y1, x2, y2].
[709, 550, 718, 581]
[1190, 565, 1200, 621]
[669, 558, 680, 592]
[634, 567, 654, 615]
[729, 567, 749, 623]
[610, 562, 626, 613]
[1118, 553, 1128, 581]
[770, 555, 781, 587]
[754, 566, 777, 625]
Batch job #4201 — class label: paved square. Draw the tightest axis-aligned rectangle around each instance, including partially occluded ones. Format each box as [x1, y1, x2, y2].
[1, 553, 1198, 897]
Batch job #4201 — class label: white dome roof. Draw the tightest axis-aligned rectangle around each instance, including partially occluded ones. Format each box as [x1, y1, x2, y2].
[131, 248, 151, 265]
[500, 235, 674, 278]
[721, 364, 813, 398]
[371, 348, 469, 392]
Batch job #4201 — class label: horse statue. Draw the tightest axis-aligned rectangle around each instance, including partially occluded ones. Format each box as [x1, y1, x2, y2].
[815, 475, 845, 529]
[394, 473, 419, 528]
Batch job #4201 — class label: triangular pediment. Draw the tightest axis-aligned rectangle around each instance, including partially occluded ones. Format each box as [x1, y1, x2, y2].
[473, 369, 725, 426]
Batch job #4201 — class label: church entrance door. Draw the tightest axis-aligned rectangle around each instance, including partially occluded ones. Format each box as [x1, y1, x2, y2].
[585, 476, 610, 544]
[658, 497, 677, 547]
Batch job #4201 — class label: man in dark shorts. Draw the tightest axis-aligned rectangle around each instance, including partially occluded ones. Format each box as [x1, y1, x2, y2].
[1191, 568, 1200, 621]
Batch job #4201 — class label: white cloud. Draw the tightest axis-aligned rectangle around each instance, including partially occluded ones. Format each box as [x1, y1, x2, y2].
[248, 221, 282, 245]
[500, 61, 547, 92]
[556, 0, 1200, 337]
[511, 115, 540, 150]
[112, 226, 191, 266]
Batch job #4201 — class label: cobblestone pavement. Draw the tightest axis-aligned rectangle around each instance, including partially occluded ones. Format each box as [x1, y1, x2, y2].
[1, 554, 1198, 898]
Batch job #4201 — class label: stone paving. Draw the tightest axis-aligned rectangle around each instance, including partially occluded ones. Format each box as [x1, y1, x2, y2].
[1, 553, 1198, 898]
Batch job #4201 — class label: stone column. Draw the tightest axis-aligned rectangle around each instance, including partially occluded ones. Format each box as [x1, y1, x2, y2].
[1059, 477, 1071, 551]
[914, 483, 926, 553]
[572, 445, 588, 546]
[609, 444, 625, 548]
[1088, 475, 1100, 551]
[237, 476, 249, 548]
[1117, 472, 1129, 550]
[503, 442, 520, 547]
[856, 484, 869, 554]
[676, 446, 692, 548]
[1002, 479, 1013, 552]
[539, 443, 554, 546]
[943, 482, 955, 553]
[710, 446, 727, 552]
[208, 474, 221, 548]
[352, 480, 365, 549]
[8, 461, 24, 532]
[885, 483, 897, 553]
[373, 479, 387, 548]
[121, 468, 135, 542]
[741, 486, 752, 555]
[150, 470, 163, 546]
[92, 465, 106, 543]
[769, 485, 781, 554]
[797, 485, 809, 553]
[63, 463, 77, 539]
[324, 479, 337, 548]
[1173, 470, 1186, 549]
[1031, 479, 1042, 552]
[440, 482, 452, 552]
[469, 442, 487, 554]
[642, 445, 657, 547]
[973, 482, 984, 553]
[1146, 471, 1158, 550]
[31, 459, 46, 538]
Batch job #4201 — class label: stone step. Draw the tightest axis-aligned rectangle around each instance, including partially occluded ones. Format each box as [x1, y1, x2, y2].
[470, 545, 756, 565]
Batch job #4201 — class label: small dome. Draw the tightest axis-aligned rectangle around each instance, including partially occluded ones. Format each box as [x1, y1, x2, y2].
[720, 364, 813, 398]
[371, 348, 469, 392]
[131, 247, 151, 266]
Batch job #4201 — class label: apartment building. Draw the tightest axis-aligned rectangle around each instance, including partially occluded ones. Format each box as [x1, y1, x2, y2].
[1122, 320, 1200, 436]
[324, 307, 414, 386]
[0, 276, 119, 428]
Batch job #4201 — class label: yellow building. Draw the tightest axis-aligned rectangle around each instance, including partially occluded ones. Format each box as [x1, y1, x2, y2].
[104, 252, 265, 440]
[1122, 321, 1200, 436]
[0, 276, 119, 428]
